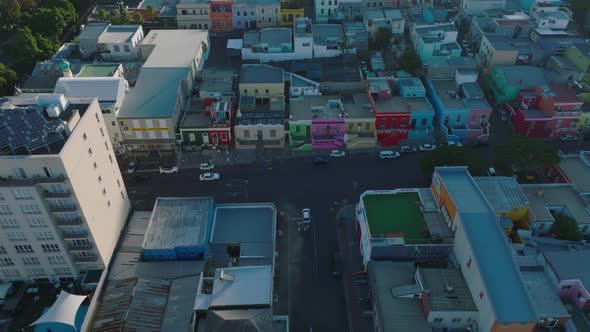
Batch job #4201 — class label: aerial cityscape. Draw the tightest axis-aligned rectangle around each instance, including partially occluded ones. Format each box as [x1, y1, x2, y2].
[0, 0, 590, 331]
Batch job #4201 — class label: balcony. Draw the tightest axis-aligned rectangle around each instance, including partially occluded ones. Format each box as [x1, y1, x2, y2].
[50, 205, 77, 213]
[62, 231, 88, 239]
[43, 190, 71, 198]
[74, 255, 98, 263]
[55, 217, 83, 226]
[68, 244, 93, 251]
[0, 175, 66, 187]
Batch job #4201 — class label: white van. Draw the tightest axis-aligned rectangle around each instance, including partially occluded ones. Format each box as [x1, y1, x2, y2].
[487, 167, 496, 176]
[379, 150, 400, 159]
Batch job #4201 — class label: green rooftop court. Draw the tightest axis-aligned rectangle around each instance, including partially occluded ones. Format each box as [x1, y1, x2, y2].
[77, 64, 120, 77]
[362, 191, 429, 241]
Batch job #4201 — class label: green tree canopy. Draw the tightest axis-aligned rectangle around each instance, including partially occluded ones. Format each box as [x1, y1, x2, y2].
[494, 136, 559, 175]
[420, 146, 489, 177]
[0, 63, 18, 96]
[0, 0, 22, 28]
[399, 48, 422, 75]
[551, 215, 582, 241]
[145, 4, 158, 21]
[97, 8, 109, 22]
[40, 0, 77, 25]
[35, 34, 60, 59]
[372, 27, 392, 51]
[571, 0, 590, 33]
[110, 9, 121, 24]
[27, 7, 67, 37]
[10, 27, 40, 72]
[133, 12, 144, 25]
[120, 10, 132, 24]
[19, 0, 37, 13]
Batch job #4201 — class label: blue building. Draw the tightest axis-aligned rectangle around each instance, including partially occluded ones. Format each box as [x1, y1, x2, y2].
[233, 0, 257, 30]
[142, 197, 214, 261]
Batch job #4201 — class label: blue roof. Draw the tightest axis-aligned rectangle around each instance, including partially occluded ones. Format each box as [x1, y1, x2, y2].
[435, 167, 537, 323]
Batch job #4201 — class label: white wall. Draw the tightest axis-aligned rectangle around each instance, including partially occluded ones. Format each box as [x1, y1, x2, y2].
[313, 44, 342, 58]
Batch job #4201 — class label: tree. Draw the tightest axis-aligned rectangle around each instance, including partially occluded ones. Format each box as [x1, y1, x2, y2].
[420, 146, 489, 177]
[120, 10, 132, 24]
[27, 8, 67, 37]
[145, 4, 158, 21]
[494, 136, 559, 175]
[133, 12, 144, 25]
[372, 27, 392, 51]
[399, 48, 422, 75]
[551, 215, 582, 241]
[110, 9, 121, 24]
[98, 9, 109, 22]
[571, 0, 590, 33]
[0, 0, 22, 28]
[35, 34, 60, 59]
[0, 63, 18, 96]
[19, 0, 37, 13]
[41, 0, 77, 25]
[10, 27, 40, 72]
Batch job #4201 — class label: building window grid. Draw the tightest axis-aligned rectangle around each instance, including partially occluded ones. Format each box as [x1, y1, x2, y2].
[2, 270, 20, 278]
[7, 232, 26, 241]
[41, 244, 60, 253]
[0, 258, 14, 266]
[0, 219, 19, 228]
[22, 257, 41, 265]
[28, 217, 47, 228]
[15, 245, 34, 254]
[0, 246, 6, 255]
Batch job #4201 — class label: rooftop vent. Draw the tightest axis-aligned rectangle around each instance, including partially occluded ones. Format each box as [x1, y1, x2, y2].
[219, 270, 234, 282]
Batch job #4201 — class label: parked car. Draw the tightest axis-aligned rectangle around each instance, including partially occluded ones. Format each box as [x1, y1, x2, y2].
[302, 208, 311, 224]
[159, 166, 179, 174]
[200, 162, 215, 171]
[131, 175, 149, 182]
[560, 134, 578, 142]
[487, 167, 497, 176]
[447, 141, 463, 147]
[127, 161, 137, 174]
[379, 150, 400, 159]
[419, 144, 436, 151]
[199, 173, 221, 181]
[330, 150, 346, 158]
[398, 145, 417, 153]
[312, 156, 329, 166]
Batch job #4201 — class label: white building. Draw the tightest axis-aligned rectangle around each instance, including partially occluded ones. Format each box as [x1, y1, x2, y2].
[459, 0, 505, 17]
[0, 94, 131, 282]
[77, 23, 144, 61]
[364, 8, 405, 37]
[176, 0, 212, 30]
[54, 77, 129, 155]
[239, 19, 313, 62]
[312, 24, 344, 58]
[530, 5, 572, 30]
[315, 0, 339, 23]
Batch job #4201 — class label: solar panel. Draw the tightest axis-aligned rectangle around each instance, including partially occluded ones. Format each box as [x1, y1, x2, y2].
[0, 106, 66, 154]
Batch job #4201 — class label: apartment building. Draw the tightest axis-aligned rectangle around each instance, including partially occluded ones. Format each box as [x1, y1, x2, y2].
[256, 0, 281, 28]
[77, 23, 144, 61]
[0, 94, 131, 282]
[177, 0, 212, 29]
[459, 0, 505, 17]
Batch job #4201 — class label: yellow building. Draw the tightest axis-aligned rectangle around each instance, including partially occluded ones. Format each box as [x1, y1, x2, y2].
[280, 7, 304, 27]
[238, 64, 285, 101]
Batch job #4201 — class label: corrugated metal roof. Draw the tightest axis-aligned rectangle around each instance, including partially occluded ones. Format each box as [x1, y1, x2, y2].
[474, 176, 528, 212]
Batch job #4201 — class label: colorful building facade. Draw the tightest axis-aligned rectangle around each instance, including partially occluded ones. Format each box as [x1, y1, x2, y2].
[280, 7, 304, 26]
[211, 0, 234, 32]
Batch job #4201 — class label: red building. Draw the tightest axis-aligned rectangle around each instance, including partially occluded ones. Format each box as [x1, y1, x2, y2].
[210, 0, 233, 33]
[367, 78, 411, 146]
[180, 96, 234, 149]
[509, 84, 582, 138]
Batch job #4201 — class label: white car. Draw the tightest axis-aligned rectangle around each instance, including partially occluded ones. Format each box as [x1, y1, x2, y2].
[159, 166, 178, 174]
[447, 141, 463, 147]
[330, 150, 346, 158]
[302, 208, 311, 224]
[379, 150, 400, 159]
[560, 134, 578, 142]
[127, 161, 137, 174]
[419, 144, 436, 151]
[199, 173, 220, 181]
[200, 162, 215, 171]
[398, 145, 417, 153]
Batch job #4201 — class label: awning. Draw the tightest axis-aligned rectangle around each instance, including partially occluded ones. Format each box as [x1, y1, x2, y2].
[30, 291, 87, 331]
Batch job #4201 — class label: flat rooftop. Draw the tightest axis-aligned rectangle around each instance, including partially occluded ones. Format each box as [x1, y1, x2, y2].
[362, 191, 429, 241]
[419, 267, 477, 312]
[210, 265, 272, 308]
[240, 64, 284, 84]
[289, 95, 343, 121]
[198, 67, 237, 95]
[98, 25, 141, 44]
[559, 152, 590, 193]
[77, 64, 120, 77]
[78, 23, 108, 41]
[521, 184, 590, 225]
[141, 29, 209, 68]
[435, 167, 537, 324]
[312, 24, 343, 45]
[342, 93, 374, 119]
[474, 176, 528, 212]
[431, 79, 465, 108]
[520, 270, 570, 320]
[374, 96, 433, 114]
[211, 203, 275, 258]
[143, 197, 213, 250]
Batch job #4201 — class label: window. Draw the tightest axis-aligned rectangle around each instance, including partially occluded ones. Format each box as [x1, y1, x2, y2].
[265, 89, 269, 93]
[244, 130, 250, 138]
[0, 205, 11, 215]
[100, 128, 104, 136]
[72, 239, 91, 246]
[401, 118, 407, 126]
[243, 89, 248, 94]
[0, 219, 18, 228]
[452, 318, 462, 323]
[12, 168, 27, 179]
[348, 123, 354, 131]
[221, 133, 228, 141]
[41, 244, 60, 253]
[0, 246, 6, 254]
[0, 258, 14, 266]
[93, 162, 98, 169]
[113, 45, 120, 52]
[380, 118, 387, 128]
[251, 11, 254, 16]
[302, 42, 310, 47]
[321, 9, 324, 13]
[255, 89, 259, 94]
[13, 189, 33, 200]
[88, 148, 93, 156]
[268, 17, 271, 22]
[7, 232, 25, 241]
[22, 257, 40, 265]
[21, 204, 41, 215]
[15, 245, 33, 254]
[98, 176, 102, 183]
[237, 11, 240, 16]
[479, 291, 484, 299]
[2, 270, 20, 278]
[124, 45, 131, 52]
[27, 268, 45, 277]
[103, 189, 107, 196]
[35, 231, 54, 241]
[121, 191, 125, 199]
[421, 118, 427, 126]
[105, 141, 109, 151]
[111, 121, 116, 126]
[53, 267, 71, 276]
[82, 133, 87, 141]
[270, 130, 276, 138]
[109, 155, 113, 163]
[107, 200, 111, 207]
[47, 256, 66, 265]
[28, 217, 47, 228]
[261, 8, 264, 13]
[433, 318, 443, 323]
[365, 123, 370, 130]
[466, 257, 472, 268]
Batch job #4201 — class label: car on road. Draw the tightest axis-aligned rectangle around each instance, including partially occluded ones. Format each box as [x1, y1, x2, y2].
[159, 166, 179, 174]
[199, 173, 221, 181]
[398, 145, 417, 153]
[312, 156, 329, 166]
[487, 167, 497, 176]
[419, 144, 436, 152]
[127, 161, 137, 174]
[131, 175, 149, 182]
[379, 150, 400, 159]
[302, 208, 311, 224]
[560, 134, 579, 142]
[200, 162, 215, 171]
[329, 150, 346, 158]
[447, 141, 463, 147]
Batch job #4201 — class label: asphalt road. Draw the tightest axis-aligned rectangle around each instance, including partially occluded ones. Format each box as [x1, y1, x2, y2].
[124, 152, 429, 332]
